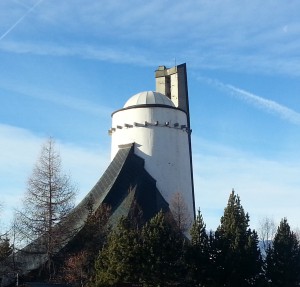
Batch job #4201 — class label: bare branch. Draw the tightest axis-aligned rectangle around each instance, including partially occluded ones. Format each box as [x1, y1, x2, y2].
[14, 137, 77, 279]
[258, 216, 276, 253]
[169, 192, 192, 233]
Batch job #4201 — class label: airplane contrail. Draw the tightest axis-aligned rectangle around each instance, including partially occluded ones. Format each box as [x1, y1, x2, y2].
[0, 0, 43, 41]
[197, 76, 300, 125]
[225, 84, 300, 125]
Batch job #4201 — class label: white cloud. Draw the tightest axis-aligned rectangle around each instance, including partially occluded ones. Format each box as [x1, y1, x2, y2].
[1, 113, 299, 235]
[2, 0, 300, 235]
[1, 0, 300, 76]
[0, 41, 155, 66]
[0, 124, 109, 228]
[2, 125, 300, 235]
[193, 137, 300, 231]
[0, 79, 112, 118]
[58, 141, 110, 204]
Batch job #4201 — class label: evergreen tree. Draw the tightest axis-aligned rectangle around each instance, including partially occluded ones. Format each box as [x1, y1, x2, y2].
[0, 237, 12, 261]
[187, 208, 210, 286]
[95, 216, 141, 286]
[140, 211, 186, 286]
[266, 218, 300, 287]
[212, 190, 263, 287]
[0, 206, 11, 262]
[95, 211, 186, 286]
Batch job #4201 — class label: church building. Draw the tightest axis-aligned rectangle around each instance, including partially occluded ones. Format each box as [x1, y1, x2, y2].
[1, 63, 195, 285]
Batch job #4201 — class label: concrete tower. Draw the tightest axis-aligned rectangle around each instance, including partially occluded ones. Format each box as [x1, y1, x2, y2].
[110, 63, 195, 219]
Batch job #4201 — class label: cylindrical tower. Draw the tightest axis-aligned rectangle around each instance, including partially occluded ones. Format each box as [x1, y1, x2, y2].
[109, 91, 194, 220]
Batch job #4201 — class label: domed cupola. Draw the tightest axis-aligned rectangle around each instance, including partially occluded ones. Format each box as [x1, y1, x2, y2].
[109, 63, 195, 221]
[124, 91, 175, 108]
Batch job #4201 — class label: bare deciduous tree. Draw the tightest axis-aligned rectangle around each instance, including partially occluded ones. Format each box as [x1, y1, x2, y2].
[15, 138, 77, 278]
[294, 227, 300, 242]
[258, 216, 276, 254]
[169, 192, 192, 233]
[62, 251, 88, 287]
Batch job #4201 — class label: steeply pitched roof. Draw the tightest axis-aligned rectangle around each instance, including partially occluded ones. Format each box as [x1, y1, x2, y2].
[1, 144, 169, 285]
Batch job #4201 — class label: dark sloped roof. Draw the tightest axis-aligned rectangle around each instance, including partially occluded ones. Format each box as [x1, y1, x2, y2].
[72, 143, 168, 226]
[1, 143, 168, 285]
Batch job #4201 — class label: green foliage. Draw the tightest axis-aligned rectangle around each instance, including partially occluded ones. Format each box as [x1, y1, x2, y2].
[140, 211, 186, 286]
[218, 190, 250, 248]
[190, 209, 208, 247]
[92, 192, 300, 287]
[187, 208, 210, 286]
[266, 218, 300, 287]
[212, 190, 263, 286]
[95, 216, 141, 286]
[67, 190, 300, 287]
[81, 203, 111, 268]
[94, 211, 186, 287]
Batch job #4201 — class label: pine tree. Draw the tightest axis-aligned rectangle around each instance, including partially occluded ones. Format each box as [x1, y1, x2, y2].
[95, 211, 187, 286]
[95, 216, 141, 286]
[0, 237, 12, 261]
[212, 190, 263, 286]
[266, 218, 300, 287]
[187, 208, 210, 286]
[140, 211, 186, 286]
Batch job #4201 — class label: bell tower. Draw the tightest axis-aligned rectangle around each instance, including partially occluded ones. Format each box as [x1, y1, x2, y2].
[155, 63, 195, 217]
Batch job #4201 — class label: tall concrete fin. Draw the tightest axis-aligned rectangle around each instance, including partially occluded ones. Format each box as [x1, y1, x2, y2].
[155, 63, 195, 218]
[155, 63, 190, 125]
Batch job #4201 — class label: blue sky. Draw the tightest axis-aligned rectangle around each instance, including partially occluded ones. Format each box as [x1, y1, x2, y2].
[1, 0, 300, 232]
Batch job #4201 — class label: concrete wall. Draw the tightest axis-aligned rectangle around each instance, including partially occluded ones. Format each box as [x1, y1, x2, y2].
[155, 64, 189, 116]
[110, 105, 194, 219]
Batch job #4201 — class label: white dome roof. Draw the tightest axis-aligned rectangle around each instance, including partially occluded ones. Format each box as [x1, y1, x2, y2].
[124, 91, 175, 108]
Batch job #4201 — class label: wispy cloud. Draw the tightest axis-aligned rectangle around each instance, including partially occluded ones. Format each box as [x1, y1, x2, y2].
[1, 1, 300, 76]
[0, 0, 43, 41]
[0, 79, 111, 118]
[199, 76, 300, 125]
[0, 41, 155, 66]
[226, 85, 300, 125]
[192, 136, 300, 230]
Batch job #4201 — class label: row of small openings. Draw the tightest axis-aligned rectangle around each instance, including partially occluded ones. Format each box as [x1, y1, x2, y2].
[108, 121, 192, 135]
